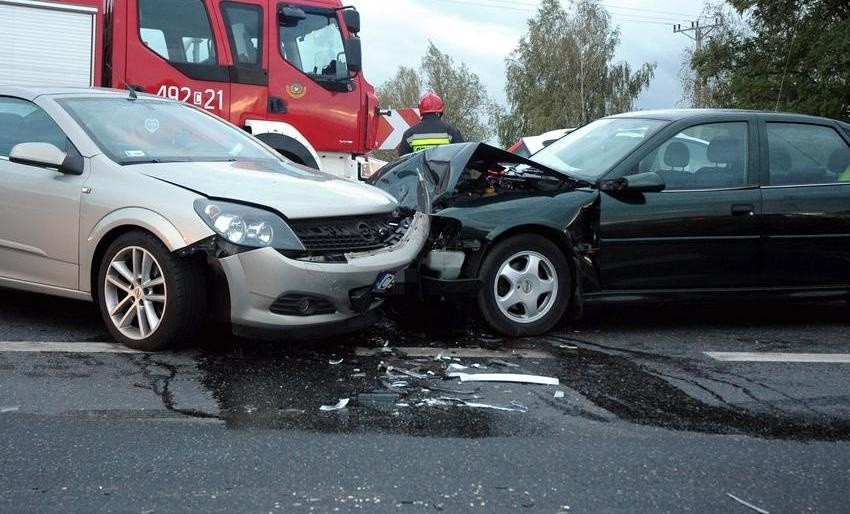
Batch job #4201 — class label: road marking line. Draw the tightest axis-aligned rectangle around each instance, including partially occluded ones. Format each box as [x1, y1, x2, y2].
[355, 347, 553, 359]
[0, 342, 143, 353]
[706, 352, 850, 363]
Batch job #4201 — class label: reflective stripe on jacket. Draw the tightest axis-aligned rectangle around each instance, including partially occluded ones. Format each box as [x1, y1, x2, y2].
[397, 113, 464, 156]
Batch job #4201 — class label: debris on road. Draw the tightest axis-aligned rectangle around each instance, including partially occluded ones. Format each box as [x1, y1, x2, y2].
[0, 406, 19, 413]
[489, 359, 520, 368]
[447, 372, 560, 386]
[554, 391, 565, 399]
[319, 398, 350, 411]
[357, 392, 401, 406]
[462, 400, 528, 413]
[328, 358, 344, 366]
[726, 493, 769, 514]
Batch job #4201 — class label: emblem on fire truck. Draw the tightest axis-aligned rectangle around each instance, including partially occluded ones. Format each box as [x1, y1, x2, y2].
[286, 82, 307, 99]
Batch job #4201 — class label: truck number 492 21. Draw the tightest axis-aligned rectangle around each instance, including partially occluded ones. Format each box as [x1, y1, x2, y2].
[155, 85, 224, 111]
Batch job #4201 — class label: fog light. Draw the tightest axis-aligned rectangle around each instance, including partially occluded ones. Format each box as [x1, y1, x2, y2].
[295, 298, 312, 315]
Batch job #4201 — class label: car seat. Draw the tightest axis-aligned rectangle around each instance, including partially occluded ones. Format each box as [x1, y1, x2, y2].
[695, 137, 744, 188]
[657, 141, 690, 189]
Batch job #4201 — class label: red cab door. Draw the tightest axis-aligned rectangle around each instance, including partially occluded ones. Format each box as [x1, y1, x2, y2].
[126, 0, 231, 119]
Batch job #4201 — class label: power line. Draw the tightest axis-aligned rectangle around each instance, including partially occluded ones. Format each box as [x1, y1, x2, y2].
[420, 0, 682, 25]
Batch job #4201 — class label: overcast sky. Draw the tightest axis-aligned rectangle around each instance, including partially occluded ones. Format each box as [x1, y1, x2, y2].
[347, 0, 708, 110]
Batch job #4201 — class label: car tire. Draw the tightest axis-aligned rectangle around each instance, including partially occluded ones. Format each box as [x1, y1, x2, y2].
[476, 234, 571, 337]
[97, 231, 206, 351]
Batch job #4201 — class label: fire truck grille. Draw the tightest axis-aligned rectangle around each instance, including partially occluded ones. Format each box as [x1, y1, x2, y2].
[289, 214, 411, 254]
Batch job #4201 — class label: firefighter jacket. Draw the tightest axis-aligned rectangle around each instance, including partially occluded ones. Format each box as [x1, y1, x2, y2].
[397, 114, 464, 156]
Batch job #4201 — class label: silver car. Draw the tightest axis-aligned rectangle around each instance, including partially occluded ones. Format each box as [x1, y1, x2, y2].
[0, 86, 428, 350]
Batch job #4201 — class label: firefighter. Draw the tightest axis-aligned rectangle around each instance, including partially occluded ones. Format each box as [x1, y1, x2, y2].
[397, 92, 464, 156]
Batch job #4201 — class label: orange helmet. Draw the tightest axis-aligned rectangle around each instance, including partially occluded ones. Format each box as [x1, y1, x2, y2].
[419, 92, 444, 115]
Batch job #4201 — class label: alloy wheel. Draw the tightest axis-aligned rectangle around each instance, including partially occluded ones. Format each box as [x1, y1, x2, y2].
[493, 250, 558, 324]
[103, 246, 168, 340]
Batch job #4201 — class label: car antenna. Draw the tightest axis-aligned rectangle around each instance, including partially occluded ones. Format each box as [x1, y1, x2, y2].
[124, 83, 138, 101]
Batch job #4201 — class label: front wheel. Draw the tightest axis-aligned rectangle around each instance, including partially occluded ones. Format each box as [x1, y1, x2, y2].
[97, 231, 206, 351]
[476, 234, 571, 337]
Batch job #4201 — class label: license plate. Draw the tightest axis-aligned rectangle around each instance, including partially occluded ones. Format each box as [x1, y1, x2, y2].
[372, 271, 396, 293]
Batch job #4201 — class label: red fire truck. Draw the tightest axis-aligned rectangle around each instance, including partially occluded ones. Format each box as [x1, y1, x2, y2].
[0, 0, 384, 179]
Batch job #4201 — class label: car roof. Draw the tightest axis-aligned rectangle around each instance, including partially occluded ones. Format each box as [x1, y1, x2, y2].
[0, 85, 168, 102]
[609, 108, 841, 124]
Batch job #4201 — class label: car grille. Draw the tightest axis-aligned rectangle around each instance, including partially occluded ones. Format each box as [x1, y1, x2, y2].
[270, 294, 336, 316]
[289, 214, 411, 254]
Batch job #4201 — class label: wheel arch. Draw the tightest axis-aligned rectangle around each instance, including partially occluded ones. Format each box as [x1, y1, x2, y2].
[469, 224, 581, 314]
[82, 208, 191, 295]
[254, 132, 320, 169]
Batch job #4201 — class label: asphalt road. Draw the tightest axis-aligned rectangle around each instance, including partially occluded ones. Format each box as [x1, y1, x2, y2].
[0, 288, 848, 512]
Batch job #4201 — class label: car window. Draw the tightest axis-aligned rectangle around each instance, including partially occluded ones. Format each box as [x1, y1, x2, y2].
[279, 11, 348, 80]
[766, 123, 850, 186]
[221, 2, 263, 67]
[138, 0, 218, 65]
[637, 122, 748, 190]
[0, 97, 67, 157]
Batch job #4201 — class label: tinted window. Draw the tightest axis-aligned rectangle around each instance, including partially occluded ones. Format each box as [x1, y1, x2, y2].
[279, 11, 348, 80]
[139, 0, 218, 64]
[766, 123, 850, 185]
[638, 122, 748, 190]
[222, 2, 263, 66]
[0, 97, 67, 157]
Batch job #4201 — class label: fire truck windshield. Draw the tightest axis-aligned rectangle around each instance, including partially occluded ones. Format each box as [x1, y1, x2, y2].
[279, 11, 348, 83]
[57, 97, 279, 166]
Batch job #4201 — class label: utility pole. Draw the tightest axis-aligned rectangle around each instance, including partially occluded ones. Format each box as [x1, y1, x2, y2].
[675, 18, 723, 107]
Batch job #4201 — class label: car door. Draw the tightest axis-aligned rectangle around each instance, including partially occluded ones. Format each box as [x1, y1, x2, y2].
[760, 119, 850, 287]
[597, 118, 762, 290]
[0, 97, 85, 291]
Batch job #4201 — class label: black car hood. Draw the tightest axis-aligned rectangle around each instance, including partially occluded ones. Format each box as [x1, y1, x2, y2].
[370, 143, 587, 211]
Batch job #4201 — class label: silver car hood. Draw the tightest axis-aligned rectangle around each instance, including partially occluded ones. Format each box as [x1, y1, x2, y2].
[136, 160, 398, 219]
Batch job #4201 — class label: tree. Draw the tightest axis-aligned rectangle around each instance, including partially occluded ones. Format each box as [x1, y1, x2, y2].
[497, 0, 656, 146]
[690, 0, 850, 120]
[376, 42, 494, 147]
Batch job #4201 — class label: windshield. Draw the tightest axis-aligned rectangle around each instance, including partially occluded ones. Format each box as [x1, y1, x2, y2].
[532, 118, 668, 181]
[57, 98, 278, 165]
[279, 12, 348, 82]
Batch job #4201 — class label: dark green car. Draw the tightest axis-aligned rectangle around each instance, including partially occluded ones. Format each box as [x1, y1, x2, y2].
[370, 110, 850, 337]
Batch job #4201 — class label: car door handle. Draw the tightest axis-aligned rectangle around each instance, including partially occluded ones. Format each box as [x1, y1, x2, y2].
[731, 204, 755, 217]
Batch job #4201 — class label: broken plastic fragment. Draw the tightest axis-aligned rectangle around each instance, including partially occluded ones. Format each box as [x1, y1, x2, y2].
[0, 406, 19, 413]
[446, 363, 469, 372]
[554, 390, 565, 399]
[489, 359, 520, 368]
[319, 398, 350, 411]
[462, 401, 528, 413]
[329, 358, 344, 365]
[726, 493, 769, 514]
[448, 372, 559, 386]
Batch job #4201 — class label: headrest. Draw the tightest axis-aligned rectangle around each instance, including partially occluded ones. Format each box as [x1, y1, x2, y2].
[663, 141, 690, 168]
[707, 137, 742, 163]
[769, 145, 792, 173]
[827, 148, 850, 174]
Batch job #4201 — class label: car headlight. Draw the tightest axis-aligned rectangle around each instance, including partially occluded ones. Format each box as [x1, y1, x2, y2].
[194, 199, 305, 251]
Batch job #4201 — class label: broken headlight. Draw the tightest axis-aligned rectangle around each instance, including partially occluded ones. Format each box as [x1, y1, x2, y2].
[194, 199, 305, 251]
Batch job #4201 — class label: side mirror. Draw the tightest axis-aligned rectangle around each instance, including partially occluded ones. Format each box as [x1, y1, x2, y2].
[344, 37, 362, 73]
[600, 171, 665, 193]
[342, 9, 360, 34]
[9, 142, 83, 175]
[278, 6, 306, 27]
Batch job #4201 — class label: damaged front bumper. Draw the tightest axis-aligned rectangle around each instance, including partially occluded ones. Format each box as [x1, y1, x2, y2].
[218, 212, 430, 340]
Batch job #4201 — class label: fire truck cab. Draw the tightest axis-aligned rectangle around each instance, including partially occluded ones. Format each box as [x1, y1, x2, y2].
[0, 0, 382, 179]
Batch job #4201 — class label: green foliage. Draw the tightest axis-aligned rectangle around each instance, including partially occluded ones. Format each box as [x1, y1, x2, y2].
[497, 0, 656, 146]
[376, 42, 494, 144]
[692, 0, 850, 120]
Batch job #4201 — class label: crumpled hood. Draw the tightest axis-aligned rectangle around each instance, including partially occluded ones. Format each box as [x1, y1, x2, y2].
[136, 160, 398, 219]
